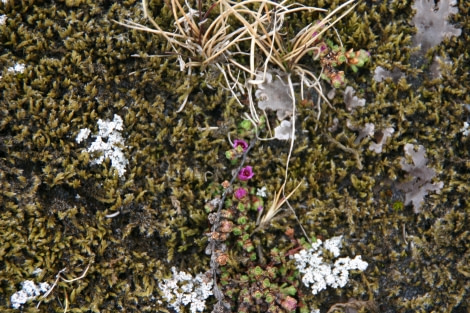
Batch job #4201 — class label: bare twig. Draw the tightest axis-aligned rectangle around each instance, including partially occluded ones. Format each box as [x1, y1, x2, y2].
[38, 263, 92, 309]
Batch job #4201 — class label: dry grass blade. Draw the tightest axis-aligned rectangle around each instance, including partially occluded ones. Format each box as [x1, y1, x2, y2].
[238, 0, 355, 81]
[254, 181, 303, 232]
[114, 0, 266, 111]
[287, 0, 357, 64]
[116, 0, 356, 120]
[115, 0, 255, 71]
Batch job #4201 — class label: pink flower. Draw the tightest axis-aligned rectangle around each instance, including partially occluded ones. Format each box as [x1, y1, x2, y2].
[234, 187, 247, 200]
[238, 166, 254, 181]
[233, 139, 248, 152]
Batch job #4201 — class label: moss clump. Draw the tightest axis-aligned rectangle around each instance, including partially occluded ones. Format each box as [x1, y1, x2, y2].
[1, 0, 469, 312]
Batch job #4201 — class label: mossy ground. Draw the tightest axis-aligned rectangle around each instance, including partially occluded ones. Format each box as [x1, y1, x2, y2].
[0, 0, 469, 312]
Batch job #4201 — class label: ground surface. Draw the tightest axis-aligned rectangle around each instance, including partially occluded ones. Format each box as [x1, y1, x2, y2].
[0, 0, 469, 312]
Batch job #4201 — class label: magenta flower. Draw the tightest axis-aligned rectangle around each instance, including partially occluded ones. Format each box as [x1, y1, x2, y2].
[234, 187, 247, 200]
[233, 139, 248, 152]
[238, 166, 254, 181]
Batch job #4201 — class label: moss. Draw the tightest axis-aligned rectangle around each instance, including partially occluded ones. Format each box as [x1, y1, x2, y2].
[1, 0, 469, 312]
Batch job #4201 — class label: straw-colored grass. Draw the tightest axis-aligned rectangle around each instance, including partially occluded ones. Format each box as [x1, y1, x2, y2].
[115, 0, 356, 112]
[115, 0, 264, 110]
[253, 181, 303, 233]
[116, 0, 250, 69]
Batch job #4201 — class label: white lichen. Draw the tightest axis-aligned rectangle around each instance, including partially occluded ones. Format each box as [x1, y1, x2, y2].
[460, 122, 470, 136]
[76, 114, 128, 177]
[7, 63, 26, 73]
[75, 128, 91, 144]
[292, 236, 368, 295]
[158, 267, 213, 313]
[10, 280, 50, 309]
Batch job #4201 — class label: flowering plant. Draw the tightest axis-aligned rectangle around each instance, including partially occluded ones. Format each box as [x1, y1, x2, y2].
[225, 139, 249, 164]
[238, 166, 254, 181]
[233, 139, 248, 152]
[234, 187, 247, 200]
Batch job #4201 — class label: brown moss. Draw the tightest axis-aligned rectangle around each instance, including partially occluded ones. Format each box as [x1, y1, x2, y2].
[1, 0, 469, 312]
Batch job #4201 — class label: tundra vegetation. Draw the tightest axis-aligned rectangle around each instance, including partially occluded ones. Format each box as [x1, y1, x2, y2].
[0, 0, 468, 312]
